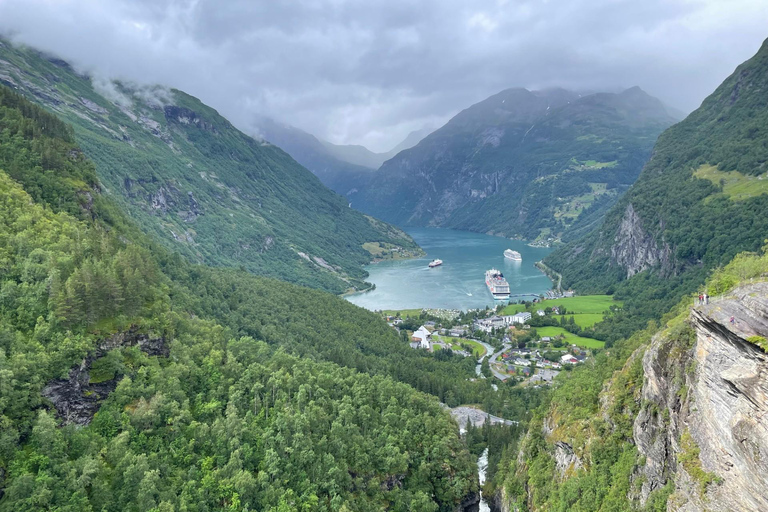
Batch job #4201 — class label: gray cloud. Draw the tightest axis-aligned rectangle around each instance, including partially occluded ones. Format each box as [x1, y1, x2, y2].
[0, 0, 766, 151]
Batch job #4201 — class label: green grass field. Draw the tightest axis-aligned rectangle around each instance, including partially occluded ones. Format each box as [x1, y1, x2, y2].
[539, 295, 619, 314]
[555, 313, 604, 328]
[435, 336, 486, 357]
[502, 295, 618, 319]
[500, 303, 529, 315]
[695, 164, 768, 201]
[535, 326, 605, 349]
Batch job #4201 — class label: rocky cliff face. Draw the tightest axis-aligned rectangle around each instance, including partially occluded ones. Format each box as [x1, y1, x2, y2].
[634, 282, 768, 511]
[610, 203, 673, 278]
[43, 328, 167, 425]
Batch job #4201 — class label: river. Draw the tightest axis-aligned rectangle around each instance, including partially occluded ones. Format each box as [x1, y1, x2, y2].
[478, 448, 491, 512]
[346, 228, 553, 311]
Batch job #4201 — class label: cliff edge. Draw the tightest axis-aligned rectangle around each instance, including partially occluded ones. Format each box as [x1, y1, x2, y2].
[635, 282, 768, 511]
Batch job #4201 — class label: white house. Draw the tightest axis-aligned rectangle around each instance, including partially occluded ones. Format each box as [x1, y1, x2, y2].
[536, 310, 546, 317]
[560, 354, 579, 365]
[411, 326, 432, 349]
[510, 312, 532, 324]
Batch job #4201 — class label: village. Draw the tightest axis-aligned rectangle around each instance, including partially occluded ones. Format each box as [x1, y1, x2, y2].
[382, 294, 616, 386]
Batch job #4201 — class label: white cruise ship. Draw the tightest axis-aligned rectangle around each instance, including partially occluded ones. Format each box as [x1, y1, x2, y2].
[485, 269, 510, 300]
[504, 249, 522, 261]
[428, 259, 443, 268]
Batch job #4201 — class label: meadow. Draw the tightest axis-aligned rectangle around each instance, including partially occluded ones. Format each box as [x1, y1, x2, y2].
[535, 326, 605, 349]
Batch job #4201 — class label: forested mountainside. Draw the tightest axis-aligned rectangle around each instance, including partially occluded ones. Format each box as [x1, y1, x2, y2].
[493, 247, 768, 512]
[252, 116, 374, 197]
[545, 37, 768, 324]
[354, 86, 677, 243]
[487, 38, 768, 512]
[0, 39, 421, 295]
[0, 84, 483, 510]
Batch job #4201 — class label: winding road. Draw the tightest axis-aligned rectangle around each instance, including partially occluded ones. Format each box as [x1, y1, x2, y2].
[472, 339, 511, 381]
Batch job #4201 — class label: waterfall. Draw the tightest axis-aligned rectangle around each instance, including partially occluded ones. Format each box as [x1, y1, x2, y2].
[477, 447, 491, 512]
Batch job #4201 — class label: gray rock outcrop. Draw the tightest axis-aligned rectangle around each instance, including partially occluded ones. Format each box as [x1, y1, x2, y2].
[610, 203, 672, 278]
[554, 441, 584, 478]
[634, 282, 768, 511]
[42, 328, 167, 425]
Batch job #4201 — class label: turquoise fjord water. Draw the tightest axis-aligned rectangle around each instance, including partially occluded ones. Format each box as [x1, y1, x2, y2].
[346, 228, 553, 311]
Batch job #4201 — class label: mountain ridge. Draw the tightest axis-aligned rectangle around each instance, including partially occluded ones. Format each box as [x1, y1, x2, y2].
[545, 36, 768, 300]
[0, 39, 421, 294]
[353, 85, 678, 243]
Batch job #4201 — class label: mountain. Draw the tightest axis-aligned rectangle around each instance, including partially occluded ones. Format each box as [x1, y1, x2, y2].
[322, 126, 431, 169]
[490, 38, 768, 511]
[321, 140, 382, 169]
[0, 86, 481, 510]
[493, 248, 768, 511]
[252, 116, 374, 197]
[0, 39, 421, 295]
[354, 87, 678, 243]
[252, 118, 430, 198]
[545, 37, 768, 315]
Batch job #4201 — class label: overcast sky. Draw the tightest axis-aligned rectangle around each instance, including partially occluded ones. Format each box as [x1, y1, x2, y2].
[0, 0, 766, 152]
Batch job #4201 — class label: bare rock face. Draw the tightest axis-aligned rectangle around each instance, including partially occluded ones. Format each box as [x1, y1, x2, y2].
[42, 361, 119, 426]
[634, 282, 768, 511]
[454, 491, 480, 512]
[149, 185, 176, 213]
[491, 487, 512, 512]
[42, 328, 167, 425]
[610, 203, 672, 278]
[163, 105, 217, 133]
[554, 441, 584, 478]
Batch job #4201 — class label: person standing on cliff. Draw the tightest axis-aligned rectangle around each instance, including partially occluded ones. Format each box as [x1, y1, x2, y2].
[704, 293, 709, 304]
[730, 316, 735, 324]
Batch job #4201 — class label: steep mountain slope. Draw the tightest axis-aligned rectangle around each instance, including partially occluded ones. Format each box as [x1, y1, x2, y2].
[490, 38, 768, 512]
[546, 37, 768, 304]
[0, 81, 480, 511]
[0, 39, 420, 294]
[253, 116, 374, 196]
[355, 87, 677, 242]
[494, 248, 768, 512]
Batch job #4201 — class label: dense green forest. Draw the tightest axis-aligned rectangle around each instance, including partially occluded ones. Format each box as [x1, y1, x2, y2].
[0, 39, 420, 295]
[0, 86, 485, 510]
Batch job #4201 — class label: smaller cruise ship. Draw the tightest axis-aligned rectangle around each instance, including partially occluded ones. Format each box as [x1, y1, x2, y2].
[504, 249, 522, 261]
[428, 259, 443, 268]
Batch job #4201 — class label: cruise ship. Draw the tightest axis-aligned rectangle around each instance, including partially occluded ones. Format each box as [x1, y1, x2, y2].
[504, 249, 522, 261]
[485, 269, 511, 300]
[428, 259, 443, 268]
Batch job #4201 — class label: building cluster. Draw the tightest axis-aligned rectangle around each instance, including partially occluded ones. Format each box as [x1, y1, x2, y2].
[500, 348, 562, 371]
[473, 312, 532, 333]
